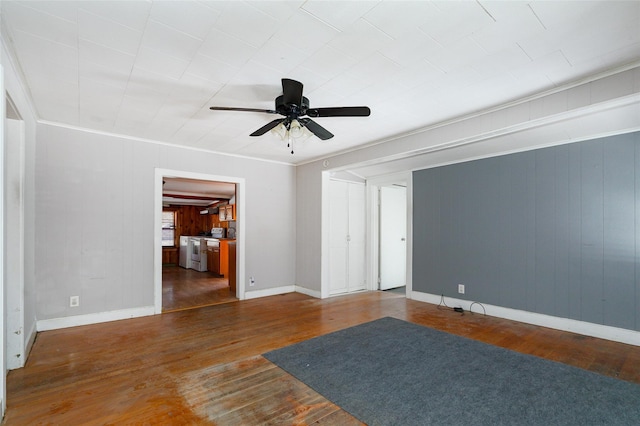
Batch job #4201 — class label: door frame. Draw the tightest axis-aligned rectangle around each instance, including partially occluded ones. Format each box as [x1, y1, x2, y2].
[1, 63, 6, 417]
[4, 116, 25, 370]
[154, 168, 246, 313]
[366, 172, 413, 296]
[379, 185, 407, 291]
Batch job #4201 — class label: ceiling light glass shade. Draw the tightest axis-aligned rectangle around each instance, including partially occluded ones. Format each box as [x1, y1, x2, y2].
[289, 119, 303, 138]
[271, 120, 312, 148]
[271, 122, 288, 140]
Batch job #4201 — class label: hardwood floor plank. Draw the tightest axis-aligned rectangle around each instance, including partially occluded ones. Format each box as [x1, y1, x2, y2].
[5, 291, 640, 425]
[163, 265, 237, 312]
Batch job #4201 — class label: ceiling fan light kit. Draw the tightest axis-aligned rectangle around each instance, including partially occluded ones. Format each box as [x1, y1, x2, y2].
[210, 78, 371, 154]
[271, 119, 312, 154]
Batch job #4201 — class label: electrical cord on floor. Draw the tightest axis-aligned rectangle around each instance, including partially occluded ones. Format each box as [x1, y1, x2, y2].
[437, 294, 464, 315]
[469, 301, 486, 316]
[437, 293, 450, 309]
[438, 295, 487, 316]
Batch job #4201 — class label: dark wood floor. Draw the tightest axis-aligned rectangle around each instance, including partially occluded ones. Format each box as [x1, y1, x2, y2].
[5, 291, 640, 424]
[162, 264, 237, 312]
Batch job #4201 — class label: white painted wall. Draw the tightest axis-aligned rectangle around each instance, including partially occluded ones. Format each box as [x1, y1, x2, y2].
[34, 123, 296, 324]
[295, 162, 324, 294]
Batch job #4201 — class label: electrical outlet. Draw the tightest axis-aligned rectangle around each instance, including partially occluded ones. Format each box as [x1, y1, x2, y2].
[250, 277, 255, 287]
[70, 296, 80, 307]
[458, 284, 465, 294]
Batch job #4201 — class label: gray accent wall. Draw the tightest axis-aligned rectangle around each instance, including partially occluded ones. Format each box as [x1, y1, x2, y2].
[413, 132, 640, 332]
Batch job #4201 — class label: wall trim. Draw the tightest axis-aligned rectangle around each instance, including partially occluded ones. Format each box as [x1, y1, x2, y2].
[37, 120, 294, 167]
[298, 62, 640, 168]
[36, 306, 155, 332]
[240, 285, 321, 299]
[295, 286, 321, 298]
[411, 291, 640, 347]
[244, 285, 295, 300]
[21, 319, 37, 369]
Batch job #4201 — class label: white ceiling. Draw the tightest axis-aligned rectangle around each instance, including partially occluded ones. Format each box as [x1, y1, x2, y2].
[162, 177, 235, 206]
[2, 1, 639, 165]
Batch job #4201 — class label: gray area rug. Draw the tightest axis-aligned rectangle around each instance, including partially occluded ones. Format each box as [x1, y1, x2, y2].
[264, 317, 640, 425]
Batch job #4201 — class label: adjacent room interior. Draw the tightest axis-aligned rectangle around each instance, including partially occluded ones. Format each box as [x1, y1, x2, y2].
[1, 0, 639, 423]
[161, 177, 238, 312]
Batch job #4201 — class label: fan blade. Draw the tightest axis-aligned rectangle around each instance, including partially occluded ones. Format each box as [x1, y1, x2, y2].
[250, 119, 285, 136]
[282, 78, 304, 106]
[299, 118, 334, 140]
[210, 106, 277, 114]
[306, 106, 371, 117]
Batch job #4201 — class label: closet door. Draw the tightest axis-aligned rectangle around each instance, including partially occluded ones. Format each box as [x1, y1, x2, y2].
[329, 181, 349, 295]
[328, 180, 365, 295]
[347, 182, 366, 292]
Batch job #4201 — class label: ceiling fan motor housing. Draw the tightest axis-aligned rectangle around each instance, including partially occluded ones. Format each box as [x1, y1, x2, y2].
[275, 95, 310, 117]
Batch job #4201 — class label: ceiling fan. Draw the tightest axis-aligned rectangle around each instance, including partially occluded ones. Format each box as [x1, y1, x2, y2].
[210, 78, 371, 153]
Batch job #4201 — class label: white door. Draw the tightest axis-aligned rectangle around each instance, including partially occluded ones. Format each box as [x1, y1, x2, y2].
[5, 118, 25, 369]
[328, 180, 365, 295]
[328, 181, 348, 294]
[347, 183, 365, 292]
[379, 185, 407, 290]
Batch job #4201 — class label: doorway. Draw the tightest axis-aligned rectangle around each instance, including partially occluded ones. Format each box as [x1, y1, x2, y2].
[154, 169, 245, 314]
[161, 177, 237, 312]
[366, 173, 412, 297]
[379, 184, 407, 291]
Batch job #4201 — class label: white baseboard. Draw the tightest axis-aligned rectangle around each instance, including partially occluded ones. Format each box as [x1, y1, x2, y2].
[24, 318, 37, 361]
[36, 306, 155, 332]
[295, 286, 321, 298]
[35, 287, 317, 332]
[410, 291, 640, 347]
[244, 285, 296, 300]
[243, 285, 322, 300]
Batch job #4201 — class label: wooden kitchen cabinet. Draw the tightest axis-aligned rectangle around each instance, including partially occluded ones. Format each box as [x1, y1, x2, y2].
[220, 240, 229, 277]
[219, 205, 234, 221]
[162, 247, 178, 265]
[228, 241, 236, 296]
[219, 239, 236, 277]
[207, 246, 220, 275]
